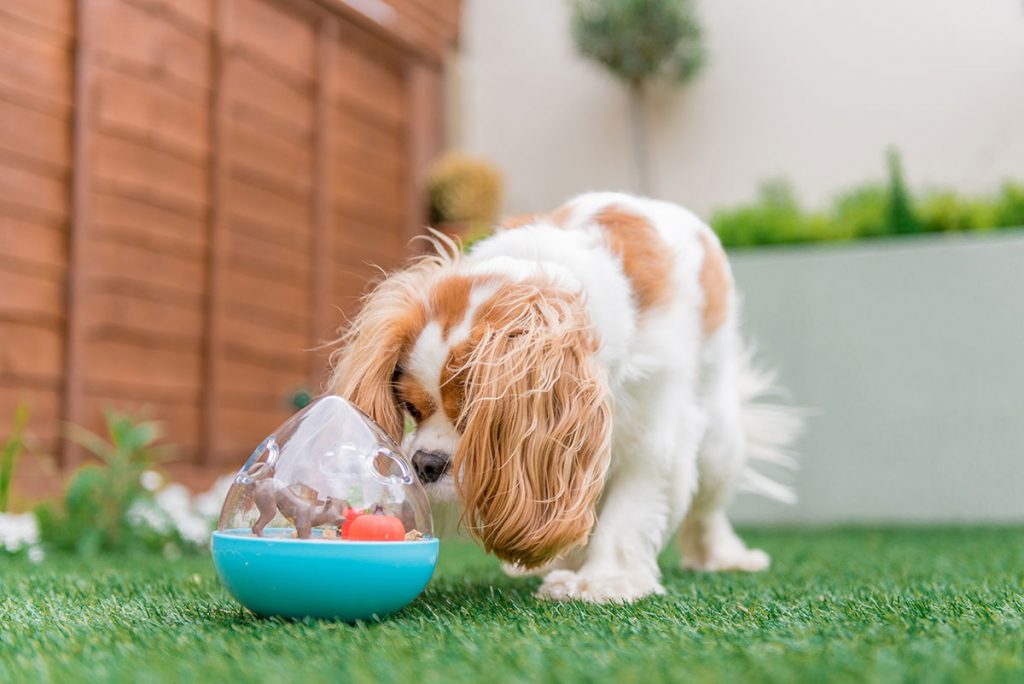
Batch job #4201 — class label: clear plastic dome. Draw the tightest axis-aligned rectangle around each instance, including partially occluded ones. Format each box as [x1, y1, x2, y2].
[217, 396, 432, 541]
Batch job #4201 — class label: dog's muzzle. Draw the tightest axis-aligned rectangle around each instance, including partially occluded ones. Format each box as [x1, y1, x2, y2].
[412, 450, 450, 484]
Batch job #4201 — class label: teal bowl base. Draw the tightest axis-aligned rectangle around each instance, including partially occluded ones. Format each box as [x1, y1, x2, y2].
[211, 529, 439, 622]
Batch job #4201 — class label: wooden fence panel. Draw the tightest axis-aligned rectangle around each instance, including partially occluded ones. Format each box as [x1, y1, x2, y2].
[0, 0, 452, 498]
[0, 0, 72, 490]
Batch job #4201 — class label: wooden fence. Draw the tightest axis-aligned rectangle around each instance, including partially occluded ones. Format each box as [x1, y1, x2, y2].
[0, 0, 459, 499]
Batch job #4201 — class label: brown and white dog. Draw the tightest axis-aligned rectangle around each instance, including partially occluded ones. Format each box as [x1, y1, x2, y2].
[328, 192, 799, 603]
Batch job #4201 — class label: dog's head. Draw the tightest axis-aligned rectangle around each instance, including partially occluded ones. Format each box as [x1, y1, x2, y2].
[328, 248, 611, 568]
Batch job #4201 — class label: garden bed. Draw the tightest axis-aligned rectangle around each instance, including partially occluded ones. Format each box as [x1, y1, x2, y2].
[2, 528, 1022, 681]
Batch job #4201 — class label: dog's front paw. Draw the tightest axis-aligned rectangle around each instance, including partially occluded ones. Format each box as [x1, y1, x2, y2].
[684, 547, 771, 573]
[536, 569, 664, 604]
[502, 561, 547, 578]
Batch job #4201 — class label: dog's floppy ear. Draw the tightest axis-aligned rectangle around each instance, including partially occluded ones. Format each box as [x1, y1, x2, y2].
[327, 265, 430, 442]
[453, 281, 612, 568]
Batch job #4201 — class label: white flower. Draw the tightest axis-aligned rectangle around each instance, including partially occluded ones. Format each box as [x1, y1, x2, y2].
[154, 483, 213, 546]
[140, 470, 164, 492]
[193, 474, 235, 520]
[27, 546, 44, 563]
[127, 498, 172, 534]
[0, 512, 39, 553]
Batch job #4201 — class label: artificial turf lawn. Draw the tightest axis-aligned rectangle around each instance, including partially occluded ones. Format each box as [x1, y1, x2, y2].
[1, 528, 1022, 683]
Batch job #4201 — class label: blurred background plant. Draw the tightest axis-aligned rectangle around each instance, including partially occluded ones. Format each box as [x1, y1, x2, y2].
[570, 0, 706, 193]
[33, 409, 224, 557]
[712, 150, 1024, 248]
[0, 402, 29, 513]
[426, 152, 503, 244]
[0, 403, 41, 561]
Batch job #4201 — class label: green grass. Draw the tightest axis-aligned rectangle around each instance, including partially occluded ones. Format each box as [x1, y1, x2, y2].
[2, 528, 1023, 683]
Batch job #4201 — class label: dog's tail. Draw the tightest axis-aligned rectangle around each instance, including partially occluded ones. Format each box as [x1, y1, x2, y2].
[737, 343, 803, 503]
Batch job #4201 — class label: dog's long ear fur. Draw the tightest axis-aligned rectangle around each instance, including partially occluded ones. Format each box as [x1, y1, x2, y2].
[326, 260, 439, 441]
[453, 281, 612, 568]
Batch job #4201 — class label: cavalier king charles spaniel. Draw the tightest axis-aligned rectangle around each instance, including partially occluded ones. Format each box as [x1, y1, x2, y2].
[328, 192, 799, 603]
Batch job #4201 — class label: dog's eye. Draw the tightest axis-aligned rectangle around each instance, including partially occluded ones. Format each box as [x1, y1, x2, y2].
[403, 402, 422, 422]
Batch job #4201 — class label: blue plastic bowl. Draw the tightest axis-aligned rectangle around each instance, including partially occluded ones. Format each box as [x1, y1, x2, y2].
[211, 529, 439, 621]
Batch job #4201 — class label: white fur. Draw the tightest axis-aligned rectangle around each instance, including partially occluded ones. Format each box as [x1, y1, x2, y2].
[404, 192, 798, 603]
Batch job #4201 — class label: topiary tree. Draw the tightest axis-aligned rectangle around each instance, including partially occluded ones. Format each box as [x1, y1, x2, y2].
[885, 148, 920, 235]
[570, 0, 706, 194]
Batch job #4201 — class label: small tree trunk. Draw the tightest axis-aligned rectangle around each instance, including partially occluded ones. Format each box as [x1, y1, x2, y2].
[628, 79, 650, 195]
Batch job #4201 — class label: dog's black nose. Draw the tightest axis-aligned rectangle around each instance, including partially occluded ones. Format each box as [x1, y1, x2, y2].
[412, 450, 449, 483]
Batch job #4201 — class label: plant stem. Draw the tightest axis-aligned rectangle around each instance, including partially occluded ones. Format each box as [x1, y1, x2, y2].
[628, 79, 651, 195]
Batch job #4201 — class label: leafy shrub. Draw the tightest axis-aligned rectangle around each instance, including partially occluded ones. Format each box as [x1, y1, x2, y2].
[0, 403, 29, 512]
[831, 184, 889, 239]
[426, 153, 502, 227]
[35, 409, 174, 555]
[712, 150, 1024, 248]
[885, 149, 920, 235]
[994, 182, 1024, 228]
[570, 0, 706, 85]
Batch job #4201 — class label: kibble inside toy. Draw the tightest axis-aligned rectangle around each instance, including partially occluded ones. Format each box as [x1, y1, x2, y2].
[211, 396, 439, 621]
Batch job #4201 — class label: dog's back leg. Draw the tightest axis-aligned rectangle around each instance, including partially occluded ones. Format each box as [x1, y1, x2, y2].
[678, 334, 795, 572]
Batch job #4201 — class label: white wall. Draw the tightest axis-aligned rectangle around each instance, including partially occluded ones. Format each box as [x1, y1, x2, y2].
[456, 0, 1024, 217]
[728, 233, 1024, 525]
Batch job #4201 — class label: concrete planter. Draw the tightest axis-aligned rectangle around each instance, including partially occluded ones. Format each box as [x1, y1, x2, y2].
[727, 231, 1024, 525]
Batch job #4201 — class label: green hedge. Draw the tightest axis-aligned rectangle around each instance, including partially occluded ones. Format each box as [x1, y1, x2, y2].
[711, 151, 1024, 248]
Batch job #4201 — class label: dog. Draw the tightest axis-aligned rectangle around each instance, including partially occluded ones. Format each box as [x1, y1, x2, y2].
[328, 192, 799, 603]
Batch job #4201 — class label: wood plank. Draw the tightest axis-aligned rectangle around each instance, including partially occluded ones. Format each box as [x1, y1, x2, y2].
[0, 0, 73, 35]
[80, 290, 204, 340]
[0, 269, 64, 325]
[91, 191, 206, 258]
[81, 338, 201, 394]
[93, 0, 209, 90]
[222, 265, 311, 320]
[0, 19, 71, 108]
[0, 322, 63, 380]
[332, 40, 406, 127]
[80, 393, 200, 449]
[0, 386, 61, 492]
[224, 175, 312, 238]
[61, 0, 94, 467]
[311, 17, 337, 383]
[226, 58, 313, 134]
[333, 161, 405, 207]
[222, 297, 310, 337]
[224, 0, 315, 78]
[212, 403, 293, 465]
[332, 189, 405, 228]
[94, 67, 208, 161]
[220, 314, 311, 364]
[333, 105, 406, 166]
[0, 216, 65, 273]
[0, 97, 70, 172]
[226, 233, 311, 285]
[225, 214, 309, 261]
[218, 352, 305, 401]
[91, 132, 209, 211]
[81, 234, 206, 297]
[405, 62, 441, 245]
[203, 0, 230, 467]
[0, 164, 68, 223]
[225, 118, 312, 197]
[333, 222, 405, 265]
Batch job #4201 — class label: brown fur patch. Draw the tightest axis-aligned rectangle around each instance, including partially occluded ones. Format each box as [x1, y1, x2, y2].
[439, 340, 471, 427]
[697, 230, 732, 334]
[393, 373, 436, 423]
[594, 205, 674, 312]
[427, 274, 474, 337]
[451, 280, 611, 567]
